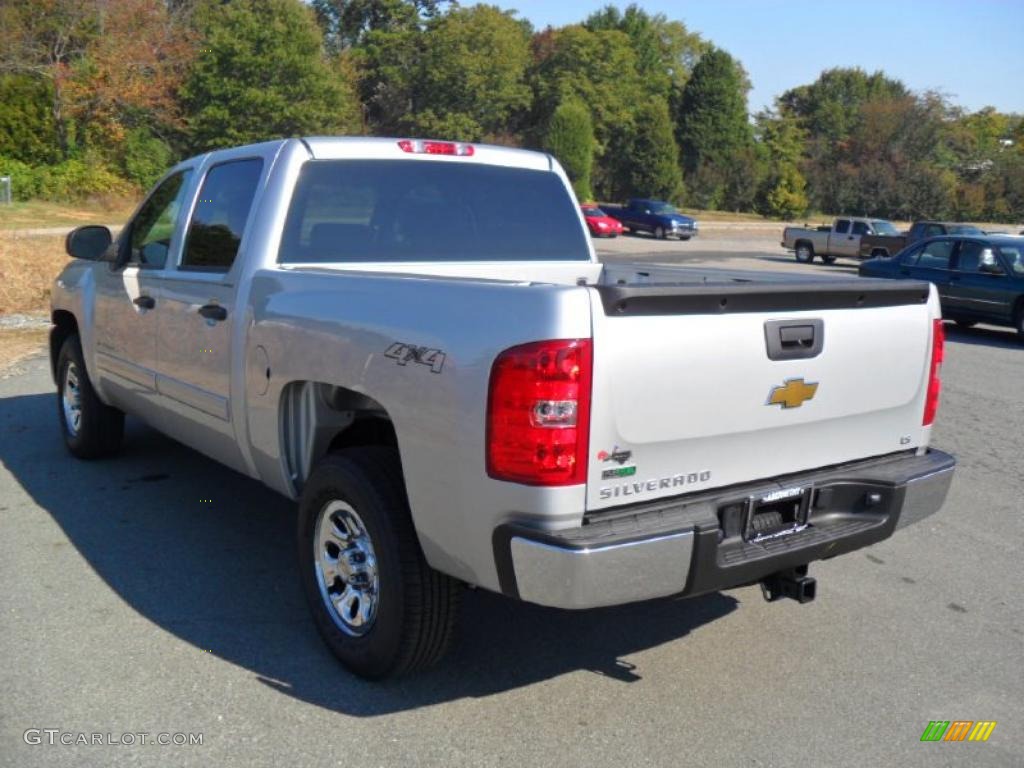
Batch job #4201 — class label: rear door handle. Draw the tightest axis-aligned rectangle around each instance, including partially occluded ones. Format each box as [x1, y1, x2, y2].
[133, 295, 155, 309]
[198, 304, 227, 321]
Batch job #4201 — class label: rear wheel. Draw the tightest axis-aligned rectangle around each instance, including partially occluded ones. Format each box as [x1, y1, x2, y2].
[56, 334, 124, 459]
[795, 242, 814, 263]
[298, 448, 461, 679]
[654, 226, 666, 240]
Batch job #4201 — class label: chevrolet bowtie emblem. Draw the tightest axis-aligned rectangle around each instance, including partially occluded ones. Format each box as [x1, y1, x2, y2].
[767, 378, 819, 409]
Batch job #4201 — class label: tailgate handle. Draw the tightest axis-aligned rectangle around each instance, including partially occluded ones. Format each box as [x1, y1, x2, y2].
[765, 319, 824, 361]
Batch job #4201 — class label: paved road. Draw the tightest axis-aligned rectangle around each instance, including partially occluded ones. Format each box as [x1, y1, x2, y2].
[1, 240, 1021, 767]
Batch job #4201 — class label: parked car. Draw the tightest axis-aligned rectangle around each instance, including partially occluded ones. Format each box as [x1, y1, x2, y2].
[603, 198, 698, 240]
[782, 217, 898, 264]
[52, 136, 955, 679]
[859, 234, 1024, 339]
[580, 204, 623, 237]
[859, 221, 984, 259]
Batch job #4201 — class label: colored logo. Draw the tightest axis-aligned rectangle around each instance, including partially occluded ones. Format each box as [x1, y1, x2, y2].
[767, 378, 819, 409]
[597, 446, 632, 464]
[920, 721, 997, 742]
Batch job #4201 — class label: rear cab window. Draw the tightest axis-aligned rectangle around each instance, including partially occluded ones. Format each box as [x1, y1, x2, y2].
[181, 158, 264, 272]
[278, 160, 590, 263]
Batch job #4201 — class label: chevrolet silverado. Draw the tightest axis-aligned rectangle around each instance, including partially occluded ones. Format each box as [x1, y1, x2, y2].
[51, 137, 955, 679]
[782, 217, 899, 263]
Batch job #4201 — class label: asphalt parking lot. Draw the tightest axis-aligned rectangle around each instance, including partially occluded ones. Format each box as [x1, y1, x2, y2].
[1, 231, 1021, 767]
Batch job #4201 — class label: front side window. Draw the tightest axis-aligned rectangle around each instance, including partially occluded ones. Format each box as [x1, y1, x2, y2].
[852, 221, 870, 235]
[918, 240, 954, 269]
[925, 224, 945, 238]
[649, 202, 678, 215]
[181, 158, 263, 271]
[835, 219, 850, 234]
[997, 245, 1023, 275]
[128, 170, 192, 269]
[278, 160, 590, 263]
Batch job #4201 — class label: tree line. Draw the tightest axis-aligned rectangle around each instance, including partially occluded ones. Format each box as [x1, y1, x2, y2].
[1, 0, 1022, 221]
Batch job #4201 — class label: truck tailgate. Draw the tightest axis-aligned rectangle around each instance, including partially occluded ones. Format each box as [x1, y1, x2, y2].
[586, 278, 936, 511]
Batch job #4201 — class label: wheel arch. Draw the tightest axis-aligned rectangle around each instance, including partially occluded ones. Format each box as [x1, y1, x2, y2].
[50, 310, 79, 383]
[278, 380, 402, 496]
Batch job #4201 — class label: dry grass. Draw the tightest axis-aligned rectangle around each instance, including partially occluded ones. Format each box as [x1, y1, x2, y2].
[0, 232, 69, 315]
[0, 198, 134, 231]
[0, 327, 48, 371]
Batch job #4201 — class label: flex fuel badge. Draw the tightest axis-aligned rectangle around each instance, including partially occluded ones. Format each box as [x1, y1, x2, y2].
[598, 446, 636, 479]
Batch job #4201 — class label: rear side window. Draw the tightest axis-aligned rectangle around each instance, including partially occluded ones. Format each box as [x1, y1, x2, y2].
[181, 158, 263, 271]
[278, 160, 590, 263]
[835, 219, 850, 234]
[918, 240, 954, 269]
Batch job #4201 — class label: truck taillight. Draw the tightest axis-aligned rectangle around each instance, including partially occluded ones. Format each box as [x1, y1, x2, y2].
[397, 139, 474, 156]
[487, 339, 592, 486]
[923, 319, 945, 426]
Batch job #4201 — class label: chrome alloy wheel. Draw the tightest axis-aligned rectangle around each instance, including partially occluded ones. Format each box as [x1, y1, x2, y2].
[62, 362, 83, 436]
[314, 500, 380, 636]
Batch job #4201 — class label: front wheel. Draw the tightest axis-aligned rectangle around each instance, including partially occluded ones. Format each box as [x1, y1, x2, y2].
[795, 243, 814, 263]
[56, 334, 124, 459]
[298, 448, 461, 679]
[654, 226, 666, 240]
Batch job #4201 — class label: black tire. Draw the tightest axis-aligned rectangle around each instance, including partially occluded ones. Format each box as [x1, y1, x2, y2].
[820, 254, 838, 265]
[56, 334, 124, 459]
[654, 226, 666, 240]
[795, 242, 814, 263]
[297, 447, 461, 679]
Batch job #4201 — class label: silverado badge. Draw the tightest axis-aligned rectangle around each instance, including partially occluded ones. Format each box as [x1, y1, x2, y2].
[767, 378, 818, 409]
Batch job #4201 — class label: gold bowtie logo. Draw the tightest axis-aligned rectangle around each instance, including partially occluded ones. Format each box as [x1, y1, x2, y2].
[767, 378, 819, 409]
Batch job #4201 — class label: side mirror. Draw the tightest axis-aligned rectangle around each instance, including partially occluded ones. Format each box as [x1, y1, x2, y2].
[65, 226, 112, 261]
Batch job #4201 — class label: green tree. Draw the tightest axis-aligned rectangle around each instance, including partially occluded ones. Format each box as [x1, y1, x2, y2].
[0, 75, 61, 164]
[542, 100, 594, 200]
[182, 0, 360, 152]
[764, 164, 808, 219]
[406, 6, 532, 141]
[675, 47, 752, 175]
[312, 0, 445, 52]
[619, 99, 683, 201]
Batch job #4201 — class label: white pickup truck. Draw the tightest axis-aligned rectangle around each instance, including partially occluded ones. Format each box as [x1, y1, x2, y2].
[51, 137, 955, 679]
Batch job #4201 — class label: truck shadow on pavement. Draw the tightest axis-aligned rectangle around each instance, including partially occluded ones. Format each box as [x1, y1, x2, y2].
[0, 390, 737, 716]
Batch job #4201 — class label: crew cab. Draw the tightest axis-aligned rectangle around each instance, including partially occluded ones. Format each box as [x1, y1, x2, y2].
[52, 137, 955, 679]
[603, 198, 698, 240]
[782, 217, 898, 264]
[859, 221, 984, 260]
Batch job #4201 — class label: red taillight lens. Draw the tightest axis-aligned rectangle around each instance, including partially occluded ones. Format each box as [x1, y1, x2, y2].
[397, 139, 474, 156]
[487, 339, 592, 486]
[923, 319, 945, 426]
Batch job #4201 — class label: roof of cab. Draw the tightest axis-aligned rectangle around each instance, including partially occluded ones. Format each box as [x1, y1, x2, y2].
[300, 136, 554, 172]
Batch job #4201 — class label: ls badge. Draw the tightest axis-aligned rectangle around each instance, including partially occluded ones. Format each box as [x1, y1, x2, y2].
[767, 378, 818, 409]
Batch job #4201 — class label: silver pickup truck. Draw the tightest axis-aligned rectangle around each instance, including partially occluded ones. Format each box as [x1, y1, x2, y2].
[782, 217, 900, 263]
[51, 137, 955, 679]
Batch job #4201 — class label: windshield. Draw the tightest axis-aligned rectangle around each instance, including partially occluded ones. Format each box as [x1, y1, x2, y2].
[948, 224, 983, 235]
[650, 202, 679, 215]
[583, 208, 606, 217]
[871, 220, 899, 235]
[279, 160, 590, 263]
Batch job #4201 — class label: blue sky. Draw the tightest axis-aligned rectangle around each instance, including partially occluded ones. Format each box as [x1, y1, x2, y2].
[476, 0, 1024, 114]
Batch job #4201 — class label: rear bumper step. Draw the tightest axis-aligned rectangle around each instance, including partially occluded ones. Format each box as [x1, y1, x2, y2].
[493, 449, 955, 609]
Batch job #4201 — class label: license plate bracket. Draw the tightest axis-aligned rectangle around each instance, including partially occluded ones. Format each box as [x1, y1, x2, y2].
[743, 486, 812, 542]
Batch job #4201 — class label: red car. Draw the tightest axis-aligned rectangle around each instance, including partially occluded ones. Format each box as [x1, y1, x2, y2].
[581, 205, 623, 238]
